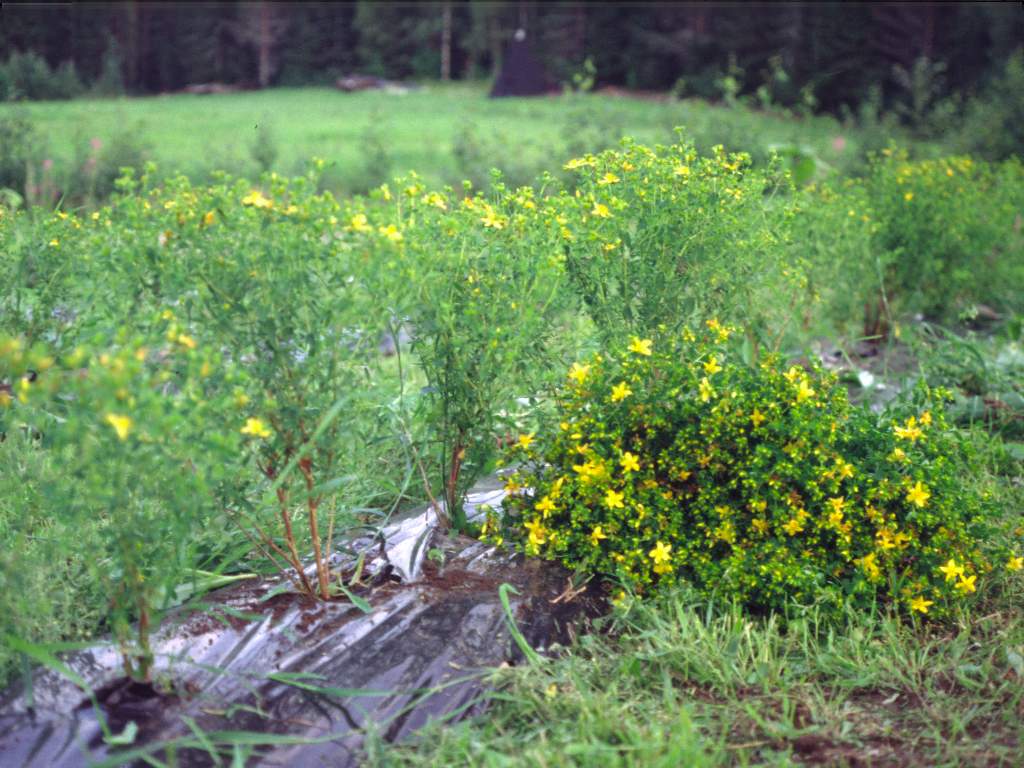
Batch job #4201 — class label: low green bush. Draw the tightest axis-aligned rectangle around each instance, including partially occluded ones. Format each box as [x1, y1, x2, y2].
[493, 324, 1019, 618]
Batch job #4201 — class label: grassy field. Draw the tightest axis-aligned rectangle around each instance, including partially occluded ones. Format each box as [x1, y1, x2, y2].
[5, 82, 877, 195]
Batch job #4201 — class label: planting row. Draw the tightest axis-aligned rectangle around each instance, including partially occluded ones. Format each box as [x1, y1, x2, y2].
[1, 139, 1022, 685]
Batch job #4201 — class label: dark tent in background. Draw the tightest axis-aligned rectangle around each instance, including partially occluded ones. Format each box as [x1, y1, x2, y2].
[490, 29, 553, 98]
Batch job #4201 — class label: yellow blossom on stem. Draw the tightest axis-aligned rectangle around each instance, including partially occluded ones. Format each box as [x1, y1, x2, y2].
[597, 172, 620, 185]
[589, 526, 608, 546]
[105, 413, 133, 441]
[620, 452, 640, 473]
[241, 417, 272, 439]
[795, 378, 815, 403]
[750, 409, 766, 427]
[910, 595, 934, 614]
[590, 202, 611, 218]
[699, 377, 714, 403]
[611, 382, 632, 402]
[517, 433, 535, 450]
[783, 518, 804, 536]
[938, 558, 964, 582]
[628, 337, 653, 356]
[242, 190, 273, 209]
[569, 362, 591, 385]
[535, 496, 556, 516]
[955, 573, 976, 594]
[703, 355, 722, 375]
[906, 481, 930, 508]
[604, 488, 625, 509]
[648, 541, 672, 564]
[894, 417, 923, 441]
[524, 518, 547, 547]
[1008, 556, 1024, 572]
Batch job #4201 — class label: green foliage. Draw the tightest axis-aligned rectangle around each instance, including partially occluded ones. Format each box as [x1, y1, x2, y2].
[553, 138, 798, 346]
[374, 175, 570, 527]
[494, 327, 1018, 618]
[955, 48, 1024, 161]
[866, 150, 1024, 322]
[0, 110, 42, 197]
[1, 335, 242, 679]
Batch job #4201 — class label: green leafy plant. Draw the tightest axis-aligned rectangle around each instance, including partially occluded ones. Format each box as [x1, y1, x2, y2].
[1, 334, 241, 679]
[375, 175, 570, 530]
[552, 137, 798, 348]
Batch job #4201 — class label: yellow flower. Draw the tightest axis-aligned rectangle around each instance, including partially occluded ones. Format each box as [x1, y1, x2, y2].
[569, 362, 591, 384]
[176, 333, 197, 350]
[481, 209, 506, 229]
[241, 417, 272, 439]
[910, 595, 934, 614]
[517, 433, 535, 450]
[795, 378, 815, 403]
[0, 391, 10, 408]
[906, 481, 930, 508]
[378, 224, 403, 243]
[590, 202, 611, 218]
[904, 192, 914, 202]
[535, 496, 556, 516]
[620, 452, 640, 473]
[889, 447, 907, 462]
[938, 558, 964, 582]
[673, 164, 690, 178]
[628, 336, 653, 356]
[919, 411, 932, 426]
[706, 318, 730, 341]
[242, 190, 273, 209]
[894, 417, 923, 441]
[859, 552, 881, 579]
[597, 172, 620, 185]
[751, 518, 769, 535]
[750, 409, 766, 428]
[698, 377, 714, 403]
[604, 488, 625, 509]
[611, 382, 632, 402]
[202, 210, 216, 226]
[524, 518, 547, 547]
[783, 517, 804, 536]
[563, 157, 594, 170]
[648, 541, 672, 564]
[703, 355, 722, 375]
[1007, 556, 1023, 572]
[105, 413, 133, 441]
[589, 526, 608, 546]
[348, 213, 373, 233]
[955, 573, 976, 594]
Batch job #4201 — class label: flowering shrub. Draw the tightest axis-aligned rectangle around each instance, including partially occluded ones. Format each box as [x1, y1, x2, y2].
[494, 323, 1020, 618]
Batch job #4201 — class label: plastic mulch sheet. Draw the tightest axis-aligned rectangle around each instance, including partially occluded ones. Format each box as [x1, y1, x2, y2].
[0, 480, 601, 766]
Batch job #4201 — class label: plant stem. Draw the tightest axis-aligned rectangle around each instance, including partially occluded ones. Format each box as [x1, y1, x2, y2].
[299, 457, 331, 600]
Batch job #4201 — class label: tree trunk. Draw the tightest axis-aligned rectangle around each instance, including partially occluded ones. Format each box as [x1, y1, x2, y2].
[258, 1, 272, 89]
[441, 1, 452, 81]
